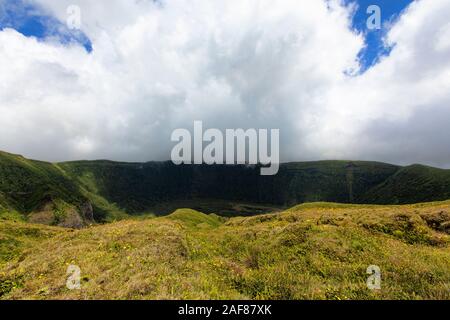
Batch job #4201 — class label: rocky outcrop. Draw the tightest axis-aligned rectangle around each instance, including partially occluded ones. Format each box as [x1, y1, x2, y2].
[79, 201, 94, 222]
[28, 200, 91, 229]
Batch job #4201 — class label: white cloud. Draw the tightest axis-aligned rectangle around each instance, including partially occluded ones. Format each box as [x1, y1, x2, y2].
[311, 0, 450, 166]
[0, 0, 449, 167]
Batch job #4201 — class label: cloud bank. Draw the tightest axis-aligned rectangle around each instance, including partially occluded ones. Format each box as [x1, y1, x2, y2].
[0, 0, 449, 167]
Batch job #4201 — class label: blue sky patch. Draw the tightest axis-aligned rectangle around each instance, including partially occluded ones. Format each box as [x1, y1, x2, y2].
[0, 0, 92, 52]
[346, 0, 414, 72]
[0, 0, 415, 65]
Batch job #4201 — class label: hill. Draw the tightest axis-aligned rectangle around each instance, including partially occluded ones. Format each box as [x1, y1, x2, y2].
[361, 164, 450, 204]
[0, 151, 96, 227]
[1, 150, 450, 225]
[1, 202, 449, 299]
[56, 160, 400, 215]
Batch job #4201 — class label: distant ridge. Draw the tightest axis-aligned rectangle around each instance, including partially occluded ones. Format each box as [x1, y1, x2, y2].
[1, 150, 450, 225]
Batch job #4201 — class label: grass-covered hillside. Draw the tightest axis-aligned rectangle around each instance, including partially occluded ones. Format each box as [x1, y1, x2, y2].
[1, 150, 450, 225]
[1, 202, 449, 300]
[361, 164, 450, 204]
[0, 151, 126, 226]
[0, 151, 83, 213]
[57, 160, 401, 213]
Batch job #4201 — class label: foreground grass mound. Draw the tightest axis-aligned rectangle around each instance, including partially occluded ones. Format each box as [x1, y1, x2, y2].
[1, 202, 449, 300]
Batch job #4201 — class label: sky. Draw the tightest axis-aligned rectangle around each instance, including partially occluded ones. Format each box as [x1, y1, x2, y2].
[0, 0, 92, 51]
[0, 0, 450, 167]
[347, 0, 413, 70]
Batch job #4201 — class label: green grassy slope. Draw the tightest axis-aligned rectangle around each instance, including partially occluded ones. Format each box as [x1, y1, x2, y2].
[0, 151, 85, 212]
[0, 151, 126, 225]
[1, 202, 449, 300]
[57, 160, 400, 214]
[362, 165, 450, 204]
[1, 150, 450, 224]
[272, 161, 400, 205]
[57, 160, 193, 215]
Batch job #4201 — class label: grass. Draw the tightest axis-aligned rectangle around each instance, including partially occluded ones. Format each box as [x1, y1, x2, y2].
[0, 201, 449, 300]
[3, 150, 450, 225]
[362, 165, 450, 204]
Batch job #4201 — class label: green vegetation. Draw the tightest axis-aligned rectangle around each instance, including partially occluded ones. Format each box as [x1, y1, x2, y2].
[0, 151, 448, 300]
[0, 151, 126, 225]
[0, 202, 449, 300]
[0, 151, 84, 212]
[361, 164, 450, 204]
[2, 150, 450, 226]
[57, 160, 401, 214]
